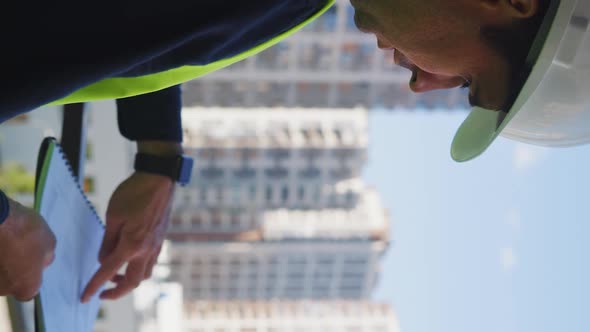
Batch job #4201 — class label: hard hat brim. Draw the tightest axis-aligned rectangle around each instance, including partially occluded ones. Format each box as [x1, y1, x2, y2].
[451, 0, 570, 162]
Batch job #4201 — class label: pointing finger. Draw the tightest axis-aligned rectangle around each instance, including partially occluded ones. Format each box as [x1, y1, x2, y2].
[99, 258, 147, 300]
[81, 249, 127, 303]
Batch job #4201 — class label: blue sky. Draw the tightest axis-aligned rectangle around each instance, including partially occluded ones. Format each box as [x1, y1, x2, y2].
[364, 110, 590, 332]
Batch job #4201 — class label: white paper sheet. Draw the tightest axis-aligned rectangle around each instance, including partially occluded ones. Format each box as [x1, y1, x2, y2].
[36, 142, 104, 332]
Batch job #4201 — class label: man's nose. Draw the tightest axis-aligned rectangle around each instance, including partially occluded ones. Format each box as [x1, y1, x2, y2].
[409, 69, 466, 93]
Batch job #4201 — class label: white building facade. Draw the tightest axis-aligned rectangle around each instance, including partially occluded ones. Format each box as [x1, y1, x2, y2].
[183, 301, 401, 332]
[171, 107, 371, 235]
[167, 240, 386, 301]
[168, 107, 389, 301]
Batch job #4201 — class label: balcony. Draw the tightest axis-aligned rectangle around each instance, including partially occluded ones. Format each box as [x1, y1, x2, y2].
[234, 167, 257, 180]
[265, 167, 289, 179]
[266, 148, 291, 160]
[330, 168, 353, 179]
[199, 167, 224, 179]
[298, 167, 321, 179]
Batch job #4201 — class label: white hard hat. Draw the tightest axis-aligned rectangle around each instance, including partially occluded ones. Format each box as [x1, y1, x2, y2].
[451, 0, 590, 162]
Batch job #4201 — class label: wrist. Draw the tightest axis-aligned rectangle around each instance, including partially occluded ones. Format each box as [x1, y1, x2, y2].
[137, 141, 183, 157]
[134, 153, 193, 186]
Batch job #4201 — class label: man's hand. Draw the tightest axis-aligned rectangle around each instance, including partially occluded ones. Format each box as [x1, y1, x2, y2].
[81, 140, 180, 302]
[82, 172, 174, 302]
[81, 171, 175, 303]
[0, 198, 56, 301]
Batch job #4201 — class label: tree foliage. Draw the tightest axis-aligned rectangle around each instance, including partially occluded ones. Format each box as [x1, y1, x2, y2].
[0, 162, 35, 195]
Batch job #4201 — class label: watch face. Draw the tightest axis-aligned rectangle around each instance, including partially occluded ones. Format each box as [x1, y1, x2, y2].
[178, 156, 194, 185]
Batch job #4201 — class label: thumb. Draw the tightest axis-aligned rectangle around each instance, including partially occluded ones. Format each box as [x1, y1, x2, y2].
[43, 250, 56, 268]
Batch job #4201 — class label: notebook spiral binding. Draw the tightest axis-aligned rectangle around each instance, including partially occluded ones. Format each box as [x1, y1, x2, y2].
[53, 142, 104, 228]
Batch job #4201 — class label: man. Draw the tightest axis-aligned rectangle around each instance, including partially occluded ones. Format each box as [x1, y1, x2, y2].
[0, 0, 333, 302]
[1, 0, 585, 303]
[350, 0, 590, 161]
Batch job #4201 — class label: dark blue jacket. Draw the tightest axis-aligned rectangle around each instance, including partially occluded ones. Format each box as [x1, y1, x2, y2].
[1, 0, 329, 142]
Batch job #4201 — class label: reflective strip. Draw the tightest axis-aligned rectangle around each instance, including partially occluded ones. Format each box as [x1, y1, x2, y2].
[49, 0, 334, 105]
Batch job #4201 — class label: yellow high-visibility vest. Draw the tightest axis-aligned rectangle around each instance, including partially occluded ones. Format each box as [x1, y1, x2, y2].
[49, 1, 334, 105]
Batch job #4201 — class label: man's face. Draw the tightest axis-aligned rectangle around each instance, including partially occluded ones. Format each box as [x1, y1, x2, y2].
[349, 0, 519, 110]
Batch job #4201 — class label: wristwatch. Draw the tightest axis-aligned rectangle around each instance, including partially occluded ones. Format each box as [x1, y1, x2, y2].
[134, 153, 194, 186]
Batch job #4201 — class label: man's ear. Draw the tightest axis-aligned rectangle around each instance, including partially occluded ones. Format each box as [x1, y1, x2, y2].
[480, 0, 539, 19]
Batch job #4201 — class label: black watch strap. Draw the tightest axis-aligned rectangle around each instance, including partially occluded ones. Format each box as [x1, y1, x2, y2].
[134, 153, 193, 185]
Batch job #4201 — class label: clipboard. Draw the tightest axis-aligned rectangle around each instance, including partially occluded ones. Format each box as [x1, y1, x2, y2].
[33, 137, 105, 332]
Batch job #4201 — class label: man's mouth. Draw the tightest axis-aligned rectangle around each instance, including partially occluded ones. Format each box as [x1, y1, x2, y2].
[377, 39, 394, 50]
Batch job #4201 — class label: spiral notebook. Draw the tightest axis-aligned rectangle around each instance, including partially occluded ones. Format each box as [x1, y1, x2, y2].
[33, 137, 105, 332]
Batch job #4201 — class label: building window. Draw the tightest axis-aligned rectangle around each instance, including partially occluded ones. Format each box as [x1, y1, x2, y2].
[298, 167, 321, 179]
[237, 148, 258, 161]
[345, 257, 368, 264]
[301, 148, 323, 159]
[199, 167, 224, 179]
[171, 217, 182, 226]
[265, 185, 273, 203]
[346, 191, 356, 205]
[374, 83, 413, 109]
[247, 287, 258, 298]
[248, 259, 259, 268]
[342, 272, 365, 279]
[339, 288, 363, 298]
[314, 186, 322, 202]
[170, 257, 182, 266]
[255, 42, 291, 70]
[230, 213, 241, 227]
[281, 185, 289, 203]
[198, 148, 225, 159]
[234, 167, 256, 179]
[231, 185, 242, 205]
[333, 128, 343, 144]
[289, 257, 307, 266]
[264, 167, 288, 179]
[191, 215, 202, 227]
[249, 185, 257, 203]
[199, 187, 208, 204]
[297, 186, 305, 201]
[298, 43, 333, 71]
[229, 270, 241, 281]
[337, 82, 370, 108]
[254, 82, 291, 107]
[296, 83, 330, 107]
[339, 42, 375, 71]
[330, 167, 352, 179]
[211, 211, 223, 228]
[216, 186, 224, 202]
[266, 148, 291, 159]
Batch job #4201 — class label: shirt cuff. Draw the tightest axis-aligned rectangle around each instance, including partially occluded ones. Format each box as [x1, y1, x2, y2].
[117, 85, 183, 142]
